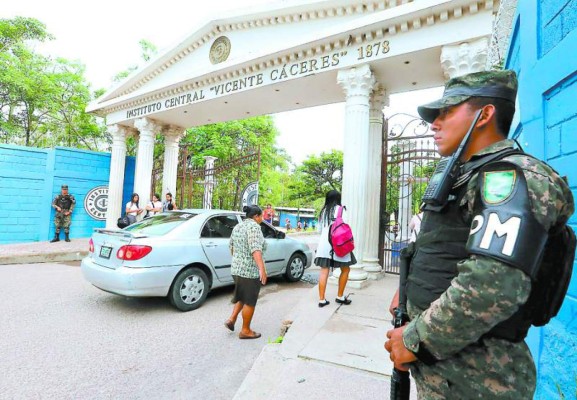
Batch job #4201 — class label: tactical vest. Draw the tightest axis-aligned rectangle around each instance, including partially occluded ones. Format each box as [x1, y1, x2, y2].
[406, 184, 470, 311]
[55, 195, 73, 210]
[406, 149, 541, 343]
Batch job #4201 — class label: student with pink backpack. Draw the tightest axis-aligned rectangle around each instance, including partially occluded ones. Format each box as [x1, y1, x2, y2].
[314, 190, 356, 307]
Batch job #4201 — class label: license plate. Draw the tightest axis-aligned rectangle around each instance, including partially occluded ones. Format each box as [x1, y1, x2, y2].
[99, 246, 112, 259]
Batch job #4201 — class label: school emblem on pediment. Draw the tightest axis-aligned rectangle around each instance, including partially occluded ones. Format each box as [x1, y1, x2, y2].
[209, 36, 231, 64]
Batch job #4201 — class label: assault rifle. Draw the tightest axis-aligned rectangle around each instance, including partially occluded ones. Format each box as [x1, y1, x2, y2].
[390, 244, 413, 400]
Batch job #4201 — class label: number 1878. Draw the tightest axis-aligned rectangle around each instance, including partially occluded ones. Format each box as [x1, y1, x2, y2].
[357, 41, 390, 60]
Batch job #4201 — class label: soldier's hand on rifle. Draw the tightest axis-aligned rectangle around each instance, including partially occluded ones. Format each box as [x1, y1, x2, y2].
[389, 289, 400, 317]
[385, 326, 417, 370]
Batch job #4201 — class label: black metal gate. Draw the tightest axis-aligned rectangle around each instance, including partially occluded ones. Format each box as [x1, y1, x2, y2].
[151, 147, 260, 210]
[381, 114, 440, 274]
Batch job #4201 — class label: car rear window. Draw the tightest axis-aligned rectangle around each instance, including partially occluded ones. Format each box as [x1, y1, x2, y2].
[124, 212, 198, 236]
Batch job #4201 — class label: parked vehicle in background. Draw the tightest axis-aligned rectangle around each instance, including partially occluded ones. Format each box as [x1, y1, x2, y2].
[81, 209, 312, 311]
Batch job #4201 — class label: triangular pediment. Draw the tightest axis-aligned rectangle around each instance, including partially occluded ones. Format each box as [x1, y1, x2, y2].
[92, 0, 405, 105]
[88, 0, 497, 127]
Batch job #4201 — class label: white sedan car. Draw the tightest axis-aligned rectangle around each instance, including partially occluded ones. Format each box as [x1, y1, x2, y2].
[81, 209, 312, 311]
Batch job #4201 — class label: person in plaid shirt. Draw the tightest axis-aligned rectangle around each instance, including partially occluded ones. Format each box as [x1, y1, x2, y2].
[225, 205, 268, 339]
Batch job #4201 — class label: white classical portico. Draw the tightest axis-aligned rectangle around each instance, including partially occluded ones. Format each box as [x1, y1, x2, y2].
[89, 0, 499, 282]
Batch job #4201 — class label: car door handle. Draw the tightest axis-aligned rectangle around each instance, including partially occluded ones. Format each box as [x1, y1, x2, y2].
[204, 242, 218, 248]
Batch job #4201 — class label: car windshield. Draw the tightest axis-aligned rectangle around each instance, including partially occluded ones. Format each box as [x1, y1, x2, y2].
[124, 212, 198, 236]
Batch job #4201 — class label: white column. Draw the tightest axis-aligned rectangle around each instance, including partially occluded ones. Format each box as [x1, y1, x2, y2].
[397, 141, 416, 242]
[105, 125, 129, 229]
[133, 118, 158, 207]
[441, 37, 489, 79]
[335, 64, 375, 284]
[162, 126, 184, 199]
[203, 156, 217, 209]
[363, 84, 387, 278]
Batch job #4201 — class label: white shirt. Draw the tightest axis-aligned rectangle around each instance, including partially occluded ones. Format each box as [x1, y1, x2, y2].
[148, 200, 163, 216]
[409, 213, 423, 243]
[126, 201, 140, 216]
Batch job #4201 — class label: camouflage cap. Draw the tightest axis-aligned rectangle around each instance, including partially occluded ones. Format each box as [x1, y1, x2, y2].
[417, 70, 518, 123]
[61, 185, 68, 189]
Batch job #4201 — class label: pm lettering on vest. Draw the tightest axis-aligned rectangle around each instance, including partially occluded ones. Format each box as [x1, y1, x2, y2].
[469, 213, 520, 256]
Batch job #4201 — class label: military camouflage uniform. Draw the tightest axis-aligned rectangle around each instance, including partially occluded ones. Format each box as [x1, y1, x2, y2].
[401, 70, 575, 399]
[402, 140, 573, 398]
[52, 193, 76, 234]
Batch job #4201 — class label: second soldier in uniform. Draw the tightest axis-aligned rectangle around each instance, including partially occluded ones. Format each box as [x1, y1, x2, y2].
[51, 184, 76, 242]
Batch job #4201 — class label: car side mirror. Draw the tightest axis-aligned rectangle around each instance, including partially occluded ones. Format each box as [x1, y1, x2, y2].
[276, 231, 286, 239]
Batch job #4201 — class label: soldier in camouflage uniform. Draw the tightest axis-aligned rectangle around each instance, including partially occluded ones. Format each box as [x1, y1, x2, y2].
[384, 70, 574, 398]
[51, 184, 76, 242]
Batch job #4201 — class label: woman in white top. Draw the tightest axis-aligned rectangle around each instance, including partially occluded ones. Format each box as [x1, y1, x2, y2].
[125, 193, 143, 224]
[409, 212, 423, 243]
[145, 193, 163, 217]
[314, 190, 356, 308]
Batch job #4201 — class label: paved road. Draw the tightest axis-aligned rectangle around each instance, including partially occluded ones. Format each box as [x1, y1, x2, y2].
[0, 261, 313, 400]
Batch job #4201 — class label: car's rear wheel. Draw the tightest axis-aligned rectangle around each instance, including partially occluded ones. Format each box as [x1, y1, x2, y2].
[285, 253, 305, 282]
[169, 267, 209, 311]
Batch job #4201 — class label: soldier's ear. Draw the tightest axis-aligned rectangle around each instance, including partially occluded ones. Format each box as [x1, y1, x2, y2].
[476, 104, 496, 129]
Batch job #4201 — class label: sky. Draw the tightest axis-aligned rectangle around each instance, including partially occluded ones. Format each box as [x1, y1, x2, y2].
[2, 0, 442, 164]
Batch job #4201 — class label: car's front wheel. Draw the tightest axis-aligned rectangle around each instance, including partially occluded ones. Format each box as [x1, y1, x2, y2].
[169, 267, 209, 311]
[285, 253, 305, 282]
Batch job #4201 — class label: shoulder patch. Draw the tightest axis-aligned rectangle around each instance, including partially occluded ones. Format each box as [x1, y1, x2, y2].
[482, 170, 516, 204]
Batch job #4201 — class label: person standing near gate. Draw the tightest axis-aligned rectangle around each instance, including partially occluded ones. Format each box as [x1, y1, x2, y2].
[384, 70, 574, 398]
[50, 184, 76, 242]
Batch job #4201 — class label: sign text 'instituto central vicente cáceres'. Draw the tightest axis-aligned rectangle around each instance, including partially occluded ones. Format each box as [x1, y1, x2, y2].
[123, 40, 390, 121]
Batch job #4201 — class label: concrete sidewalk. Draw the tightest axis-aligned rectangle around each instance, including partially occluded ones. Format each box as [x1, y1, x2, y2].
[234, 274, 418, 400]
[0, 238, 89, 265]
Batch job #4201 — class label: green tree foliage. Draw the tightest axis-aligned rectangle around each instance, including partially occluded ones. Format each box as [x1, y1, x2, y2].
[0, 17, 106, 149]
[287, 150, 343, 207]
[169, 116, 287, 210]
[0, 17, 53, 53]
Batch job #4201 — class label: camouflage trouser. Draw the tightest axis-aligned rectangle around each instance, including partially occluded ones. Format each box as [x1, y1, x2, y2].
[54, 212, 72, 233]
[409, 337, 536, 399]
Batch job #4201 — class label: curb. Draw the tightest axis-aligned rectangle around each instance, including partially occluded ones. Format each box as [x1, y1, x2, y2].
[0, 251, 88, 266]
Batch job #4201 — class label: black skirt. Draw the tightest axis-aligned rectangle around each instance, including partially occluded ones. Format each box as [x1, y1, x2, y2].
[314, 252, 357, 269]
[231, 275, 261, 307]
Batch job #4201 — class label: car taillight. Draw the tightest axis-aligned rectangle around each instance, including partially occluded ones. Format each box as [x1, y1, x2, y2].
[89, 238, 94, 253]
[116, 245, 152, 261]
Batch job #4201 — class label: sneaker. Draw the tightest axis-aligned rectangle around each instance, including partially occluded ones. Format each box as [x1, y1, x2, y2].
[318, 300, 330, 308]
[335, 296, 352, 305]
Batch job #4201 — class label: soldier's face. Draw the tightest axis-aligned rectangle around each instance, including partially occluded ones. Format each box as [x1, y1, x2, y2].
[430, 103, 477, 157]
[62, 188, 68, 195]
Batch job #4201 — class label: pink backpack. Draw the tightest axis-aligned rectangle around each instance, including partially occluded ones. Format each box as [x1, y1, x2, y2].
[329, 206, 355, 257]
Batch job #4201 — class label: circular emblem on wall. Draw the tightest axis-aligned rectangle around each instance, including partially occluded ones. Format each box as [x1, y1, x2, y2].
[241, 181, 259, 210]
[84, 186, 108, 220]
[209, 36, 231, 65]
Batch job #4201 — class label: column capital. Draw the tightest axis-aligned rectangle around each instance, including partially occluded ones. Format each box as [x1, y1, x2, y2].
[163, 125, 186, 140]
[369, 84, 387, 121]
[337, 64, 376, 98]
[134, 117, 161, 134]
[108, 124, 135, 140]
[441, 37, 489, 80]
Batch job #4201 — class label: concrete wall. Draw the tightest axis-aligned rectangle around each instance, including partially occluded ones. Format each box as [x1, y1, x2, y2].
[506, 2, 577, 398]
[0, 144, 135, 244]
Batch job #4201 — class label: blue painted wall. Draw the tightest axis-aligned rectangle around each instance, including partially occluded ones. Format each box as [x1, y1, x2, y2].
[0, 144, 135, 244]
[506, 2, 577, 398]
